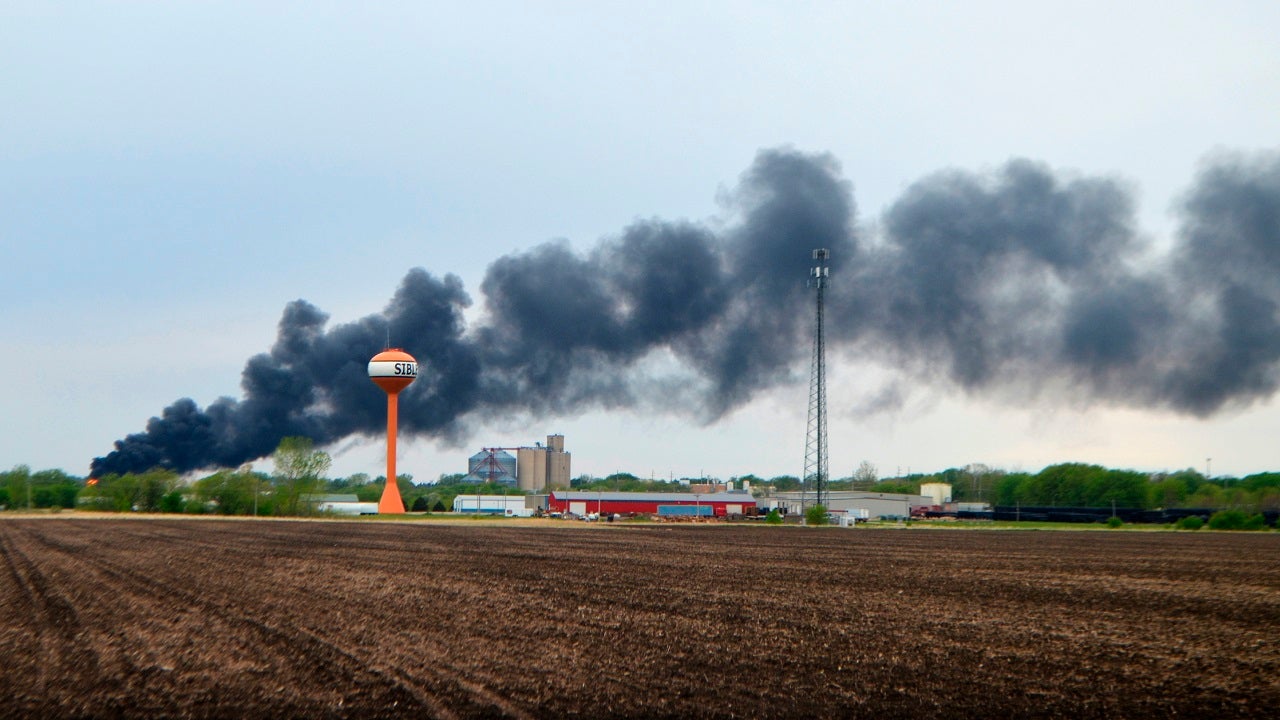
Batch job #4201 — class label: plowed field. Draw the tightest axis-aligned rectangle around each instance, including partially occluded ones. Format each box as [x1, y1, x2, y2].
[1, 519, 1277, 718]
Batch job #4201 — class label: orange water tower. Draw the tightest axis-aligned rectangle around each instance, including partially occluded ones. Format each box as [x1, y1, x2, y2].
[368, 349, 417, 514]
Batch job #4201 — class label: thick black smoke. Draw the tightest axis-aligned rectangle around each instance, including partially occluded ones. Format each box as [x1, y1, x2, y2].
[91, 148, 1280, 476]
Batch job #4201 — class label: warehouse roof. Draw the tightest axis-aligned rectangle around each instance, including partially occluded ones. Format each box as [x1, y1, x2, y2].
[303, 494, 360, 504]
[551, 491, 755, 503]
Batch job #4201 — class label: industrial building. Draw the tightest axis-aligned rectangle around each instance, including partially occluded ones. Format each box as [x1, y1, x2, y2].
[765, 490, 933, 520]
[304, 494, 378, 516]
[463, 435, 570, 491]
[548, 491, 756, 518]
[452, 494, 544, 517]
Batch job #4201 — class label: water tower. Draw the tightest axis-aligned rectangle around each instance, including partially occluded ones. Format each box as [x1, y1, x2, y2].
[368, 349, 417, 513]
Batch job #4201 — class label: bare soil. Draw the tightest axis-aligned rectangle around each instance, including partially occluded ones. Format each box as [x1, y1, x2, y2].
[1, 518, 1277, 718]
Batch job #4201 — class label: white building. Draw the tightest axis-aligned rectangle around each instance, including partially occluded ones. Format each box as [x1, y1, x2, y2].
[305, 494, 379, 516]
[452, 494, 538, 517]
[770, 490, 932, 520]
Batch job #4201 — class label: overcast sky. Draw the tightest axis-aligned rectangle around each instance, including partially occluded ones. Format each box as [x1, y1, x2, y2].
[3, 1, 1278, 482]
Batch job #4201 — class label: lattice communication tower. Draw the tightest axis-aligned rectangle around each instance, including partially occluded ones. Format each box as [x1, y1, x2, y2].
[803, 249, 830, 511]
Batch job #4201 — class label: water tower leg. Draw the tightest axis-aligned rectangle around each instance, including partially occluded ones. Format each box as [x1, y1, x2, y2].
[379, 393, 406, 514]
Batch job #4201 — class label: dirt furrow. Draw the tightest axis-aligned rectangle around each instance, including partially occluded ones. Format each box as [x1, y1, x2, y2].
[1, 519, 1277, 718]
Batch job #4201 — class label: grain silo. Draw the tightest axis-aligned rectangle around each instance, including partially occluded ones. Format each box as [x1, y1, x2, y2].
[467, 449, 518, 485]
[546, 434, 570, 489]
[516, 446, 547, 491]
[516, 434, 571, 491]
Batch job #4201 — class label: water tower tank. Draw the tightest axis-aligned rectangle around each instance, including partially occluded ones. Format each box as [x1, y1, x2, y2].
[368, 349, 417, 394]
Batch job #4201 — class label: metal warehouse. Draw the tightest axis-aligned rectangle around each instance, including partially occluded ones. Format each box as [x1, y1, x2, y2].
[548, 491, 757, 518]
[767, 490, 932, 520]
[452, 494, 543, 517]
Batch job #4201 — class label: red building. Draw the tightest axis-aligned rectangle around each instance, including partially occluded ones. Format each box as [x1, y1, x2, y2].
[548, 491, 757, 517]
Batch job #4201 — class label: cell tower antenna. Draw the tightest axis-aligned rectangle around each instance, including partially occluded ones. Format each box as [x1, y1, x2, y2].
[803, 248, 830, 514]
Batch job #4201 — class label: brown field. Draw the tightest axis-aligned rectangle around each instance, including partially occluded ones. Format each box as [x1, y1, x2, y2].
[1, 518, 1277, 718]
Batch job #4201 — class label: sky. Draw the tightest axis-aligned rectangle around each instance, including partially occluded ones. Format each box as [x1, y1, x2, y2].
[3, 1, 1279, 483]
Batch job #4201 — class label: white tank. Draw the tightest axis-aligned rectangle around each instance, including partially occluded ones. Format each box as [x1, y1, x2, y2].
[920, 482, 952, 505]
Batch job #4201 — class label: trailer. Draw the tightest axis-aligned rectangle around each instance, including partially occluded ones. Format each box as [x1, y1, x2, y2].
[833, 508, 870, 527]
[657, 504, 714, 517]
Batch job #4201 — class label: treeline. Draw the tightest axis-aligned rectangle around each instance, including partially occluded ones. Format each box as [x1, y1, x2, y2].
[0, 468, 451, 517]
[4, 452, 1280, 517]
[0, 466, 81, 510]
[0, 437, 452, 516]
[852, 463, 1280, 514]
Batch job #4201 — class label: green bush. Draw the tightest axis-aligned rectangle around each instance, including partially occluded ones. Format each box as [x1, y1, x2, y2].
[764, 509, 783, 525]
[160, 491, 185, 514]
[1106, 516, 1123, 528]
[1209, 509, 1247, 530]
[1178, 515, 1204, 530]
[1205, 510, 1268, 530]
[805, 504, 829, 526]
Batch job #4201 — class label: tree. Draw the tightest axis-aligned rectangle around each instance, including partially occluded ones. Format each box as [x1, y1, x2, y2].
[963, 463, 997, 502]
[1148, 477, 1188, 508]
[2, 465, 32, 509]
[195, 467, 265, 515]
[993, 472, 1033, 506]
[853, 461, 878, 488]
[329, 472, 370, 491]
[769, 475, 802, 492]
[1185, 483, 1224, 509]
[1032, 464, 1102, 506]
[870, 480, 917, 495]
[273, 437, 331, 516]
[1091, 470, 1147, 508]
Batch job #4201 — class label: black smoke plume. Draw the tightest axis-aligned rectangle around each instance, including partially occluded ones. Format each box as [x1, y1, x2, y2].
[91, 148, 1280, 476]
